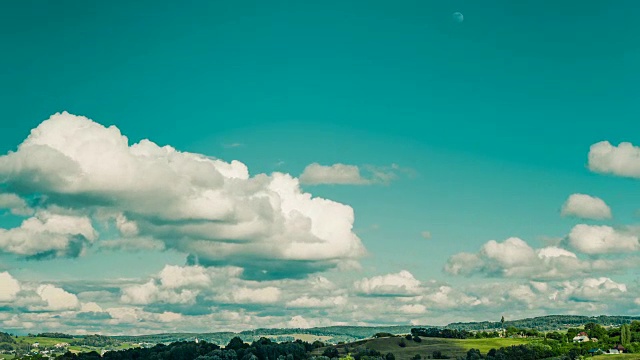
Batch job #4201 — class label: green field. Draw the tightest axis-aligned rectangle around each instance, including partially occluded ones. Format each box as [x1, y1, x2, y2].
[592, 355, 640, 359]
[5, 336, 139, 355]
[13, 336, 82, 353]
[318, 336, 534, 360]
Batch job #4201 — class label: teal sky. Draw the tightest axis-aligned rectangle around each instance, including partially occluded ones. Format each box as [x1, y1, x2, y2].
[1, 1, 639, 334]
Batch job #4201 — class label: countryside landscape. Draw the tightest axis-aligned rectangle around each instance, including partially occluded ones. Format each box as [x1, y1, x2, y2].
[1, 1, 639, 360]
[2, 316, 640, 359]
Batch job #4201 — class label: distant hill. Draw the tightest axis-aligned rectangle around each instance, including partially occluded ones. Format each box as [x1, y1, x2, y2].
[113, 326, 420, 345]
[111, 315, 640, 345]
[445, 315, 640, 331]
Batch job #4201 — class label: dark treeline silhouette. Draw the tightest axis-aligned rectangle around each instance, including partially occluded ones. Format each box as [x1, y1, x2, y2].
[58, 337, 317, 360]
[37, 333, 74, 339]
[465, 344, 556, 360]
[410, 328, 472, 339]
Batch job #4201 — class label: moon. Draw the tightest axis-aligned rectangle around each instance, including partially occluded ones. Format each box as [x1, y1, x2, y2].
[452, 12, 464, 23]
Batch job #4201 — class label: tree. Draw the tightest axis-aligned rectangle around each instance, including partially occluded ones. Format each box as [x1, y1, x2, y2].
[385, 353, 395, 360]
[226, 337, 248, 351]
[465, 349, 482, 360]
[621, 324, 631, 346]
[322, 347, 339, 358]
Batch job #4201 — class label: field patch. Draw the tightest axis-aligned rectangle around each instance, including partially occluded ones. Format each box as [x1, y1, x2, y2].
[319, 336, 535, 360]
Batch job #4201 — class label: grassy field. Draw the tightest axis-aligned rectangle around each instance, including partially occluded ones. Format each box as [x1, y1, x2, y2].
[7, 336, 138, 354]
[592, 354, 640, 359]
[15, 336, 73, 346]
[317, 336, 534, 360]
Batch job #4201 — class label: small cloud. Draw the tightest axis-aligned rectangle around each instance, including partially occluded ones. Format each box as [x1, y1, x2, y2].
[588, 141, 640, 178]
[222, 143, 244, 148]
[561, 193, 612, 220]
[0, 193, 34, 216]
[299, 163, 368, 185]
[421, 231, 432, 240]
[299, 163, 401, 185]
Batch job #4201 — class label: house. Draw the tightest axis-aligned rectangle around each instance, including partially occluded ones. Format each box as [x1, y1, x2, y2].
[32, 342, 40, 348]
[590, 337, 598, 342]
[572, 332, 590, 343]
[614, 344, 626, 353]
[608, 349, 620, 354]
[587, 348, 602, 355]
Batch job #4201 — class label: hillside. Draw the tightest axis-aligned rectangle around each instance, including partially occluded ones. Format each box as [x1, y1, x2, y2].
[112, 315, 640, 344]
[446, 315, 640, 331]
[313, 336, 535, 360]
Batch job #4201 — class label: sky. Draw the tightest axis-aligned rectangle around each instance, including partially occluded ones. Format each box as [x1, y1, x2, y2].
[1, 0, 640, 335]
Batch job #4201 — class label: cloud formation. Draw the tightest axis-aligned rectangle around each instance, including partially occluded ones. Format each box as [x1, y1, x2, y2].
[0, 112, 366, 277]
[568, 224, 639, 254]
[588, 141, 640, 178]
[0, 211, 97, 258]
[561, 193, 612, 220]
[444, 237, 635, 280]
[0, 271, 20, 301]
[299, 163, 398, 185]
[354, 270, 421, 296]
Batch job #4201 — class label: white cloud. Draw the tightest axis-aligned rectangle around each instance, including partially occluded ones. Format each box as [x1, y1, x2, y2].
[120, 280, 199, 305]
[560, 277, 627, 302]
[0, 212, 97, 258]
[228, 287, 281, 304]
[399, 304, 427, 314]
[354, 270, 421, 296]
[159, 265, 211, 289]
[156, 311, 182, 323]
[537, 246, 578, 259]
[481, 238, 537, 268]
[299, 163, 369, 185]
[36, 284, 80, 311]
[287, 315, 316, 329]
[299, 163, 398, 185]
[0, 193, 33, 216]
[420, 231, 432, 240]
[0, 112, 365, 275]
[445, 237, 633, 280]
[568, 224, 639, 254]
[588, 141, 640, 178]
[0, 272, 21, 302]
[286, 296, 347, 308]
[422, 286, 483, 309]
[80, 302, 103, 313]
[115, 214, 139, 237]
[561, 193, 612, 220]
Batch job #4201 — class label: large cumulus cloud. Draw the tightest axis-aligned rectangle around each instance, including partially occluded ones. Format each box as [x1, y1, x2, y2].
[0, 112, 366, 278]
